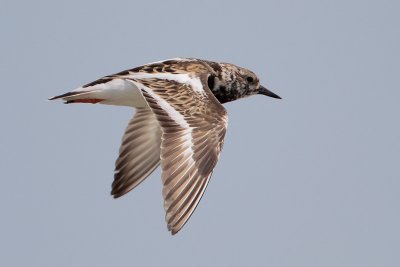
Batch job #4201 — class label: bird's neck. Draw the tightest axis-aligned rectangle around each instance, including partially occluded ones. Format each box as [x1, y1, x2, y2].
[211, 84, 246, 103]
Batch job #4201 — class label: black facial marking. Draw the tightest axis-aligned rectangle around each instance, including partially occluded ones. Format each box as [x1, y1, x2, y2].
[207, 75, 215, 90]
[219, 85, 226, 93]
[212, 91, 237, 104]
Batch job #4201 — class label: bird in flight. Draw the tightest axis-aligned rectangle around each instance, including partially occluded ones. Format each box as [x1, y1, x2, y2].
[49, 58, 281, 234]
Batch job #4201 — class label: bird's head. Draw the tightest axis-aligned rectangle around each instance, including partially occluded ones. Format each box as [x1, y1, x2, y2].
[236, 66, 281, 99]
[208, 63, 281, 103]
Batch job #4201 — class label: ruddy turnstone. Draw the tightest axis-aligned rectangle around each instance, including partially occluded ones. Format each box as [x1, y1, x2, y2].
[49, 58, 281, 234]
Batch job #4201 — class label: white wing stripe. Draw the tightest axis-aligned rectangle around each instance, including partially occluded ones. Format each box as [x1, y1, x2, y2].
[131, 73, 204, 93]
[139, 84, 189, 128]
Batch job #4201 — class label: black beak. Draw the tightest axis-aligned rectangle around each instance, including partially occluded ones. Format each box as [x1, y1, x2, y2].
[258, 85, 282, 99]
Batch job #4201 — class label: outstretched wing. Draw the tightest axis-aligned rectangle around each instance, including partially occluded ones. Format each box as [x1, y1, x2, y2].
[112, 108, 162, 198]
[129, 76, 228, 234]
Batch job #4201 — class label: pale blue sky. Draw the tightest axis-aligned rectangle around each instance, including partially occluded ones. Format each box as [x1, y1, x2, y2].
[1, 0, 400, 266]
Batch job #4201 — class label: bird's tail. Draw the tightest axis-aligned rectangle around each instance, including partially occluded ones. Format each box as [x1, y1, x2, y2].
[48, 90, 104, 104]
[48, 76, 146, 107]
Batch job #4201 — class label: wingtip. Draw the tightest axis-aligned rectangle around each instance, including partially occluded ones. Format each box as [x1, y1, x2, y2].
[168, 224, 181, 235]
[110, 190, 122, 199]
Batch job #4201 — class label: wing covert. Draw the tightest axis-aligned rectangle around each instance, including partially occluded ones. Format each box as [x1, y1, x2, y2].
[128, 76, 228, 234]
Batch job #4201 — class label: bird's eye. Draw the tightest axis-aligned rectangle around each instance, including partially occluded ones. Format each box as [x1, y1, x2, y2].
[246, 76, 254, 83]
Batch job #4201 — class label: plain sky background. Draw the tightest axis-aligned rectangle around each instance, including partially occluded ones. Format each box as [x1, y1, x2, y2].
[1, 0, 399, 266]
